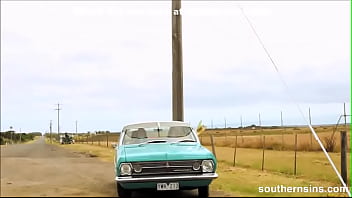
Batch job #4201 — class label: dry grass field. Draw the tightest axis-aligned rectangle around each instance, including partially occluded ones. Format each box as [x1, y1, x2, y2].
[200, 125, 350, 152]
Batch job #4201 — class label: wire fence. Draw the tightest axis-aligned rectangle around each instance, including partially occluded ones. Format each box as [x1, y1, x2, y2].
[200, 130, 350, 184]
[199, 127, 350, 152]
[74, 133, 120, 148]
[62, 125, 350, 185]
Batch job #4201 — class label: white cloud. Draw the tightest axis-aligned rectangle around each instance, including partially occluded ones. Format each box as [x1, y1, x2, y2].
[1, 1, 349, 132]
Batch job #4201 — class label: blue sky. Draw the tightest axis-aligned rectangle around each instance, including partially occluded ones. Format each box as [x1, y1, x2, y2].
[1, 1, 350, 133]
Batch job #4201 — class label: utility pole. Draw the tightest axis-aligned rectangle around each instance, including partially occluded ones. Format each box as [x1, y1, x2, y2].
[280, 111, 283, 128]
[172, 0, 184, 121]
[343, 103, 347, 132]
[280, 111, 287, 131]
[224, 118, 227, 128]
[50, 120, 52, 144]
[240, 115, 243, 128]
[9, 126, 13, 144]
[281, 111, 285, 149]
[259, 113, 262, 132]
[309, 107, 312, 149]
[55, 103, 62, 140]
[19, 128, 22, 143]
[308, 107, 312, 126]
[75, 120, 78, 135]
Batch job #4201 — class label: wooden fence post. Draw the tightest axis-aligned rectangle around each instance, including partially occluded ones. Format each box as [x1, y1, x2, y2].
[233, 135, 238, 166]
[340, 131, 347, 184]
[261, 135, 265, 171]
[294, 133, 297, 175]
[106, 133, 109, 148]
[281, 133, 284, 150]
[210, 135, 216, 158]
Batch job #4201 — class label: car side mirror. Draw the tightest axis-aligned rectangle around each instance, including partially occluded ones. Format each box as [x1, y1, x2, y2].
[111, 143, 118, 148]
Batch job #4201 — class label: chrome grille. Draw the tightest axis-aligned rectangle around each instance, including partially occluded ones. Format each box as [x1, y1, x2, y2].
[131, 160, 202, 176]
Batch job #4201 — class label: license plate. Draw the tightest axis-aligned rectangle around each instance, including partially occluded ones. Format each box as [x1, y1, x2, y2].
[157, 182, 179, 191]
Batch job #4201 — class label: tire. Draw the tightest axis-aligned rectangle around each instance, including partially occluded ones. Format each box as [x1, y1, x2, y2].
[198, 185, 209, 198]
[117, 182, 131, 197]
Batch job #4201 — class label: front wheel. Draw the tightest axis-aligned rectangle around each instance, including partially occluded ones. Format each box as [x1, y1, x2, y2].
[198, 185, 209, 198]
[117, 182, 131, 197]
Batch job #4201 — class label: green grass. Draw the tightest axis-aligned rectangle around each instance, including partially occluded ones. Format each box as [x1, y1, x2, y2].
[206, 146, 349, 184]
[212, 163, 347, 197]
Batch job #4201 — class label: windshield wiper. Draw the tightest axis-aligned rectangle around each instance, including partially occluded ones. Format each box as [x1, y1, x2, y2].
[147, 140, 167, 143]
[176, 139, 196, 143]
[138, 140, 167, 146]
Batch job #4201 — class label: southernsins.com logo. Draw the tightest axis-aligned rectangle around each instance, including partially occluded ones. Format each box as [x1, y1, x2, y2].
[258, 185, 350, 193]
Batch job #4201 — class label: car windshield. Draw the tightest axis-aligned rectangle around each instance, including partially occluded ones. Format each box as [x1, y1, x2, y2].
[122, 126, 197, 145]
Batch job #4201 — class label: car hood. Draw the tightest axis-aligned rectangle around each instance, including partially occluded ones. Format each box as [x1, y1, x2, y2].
[122, 143, 214, 162]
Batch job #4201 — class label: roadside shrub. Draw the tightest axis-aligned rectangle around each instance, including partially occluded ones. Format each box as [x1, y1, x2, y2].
[324, 136, 336, 152]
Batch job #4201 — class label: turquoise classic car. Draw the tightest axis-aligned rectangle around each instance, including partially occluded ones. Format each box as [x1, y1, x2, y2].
[114, 121, 218, 197]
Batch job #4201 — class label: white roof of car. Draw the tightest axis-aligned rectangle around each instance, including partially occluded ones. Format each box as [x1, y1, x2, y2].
[122, 121, 190, 131]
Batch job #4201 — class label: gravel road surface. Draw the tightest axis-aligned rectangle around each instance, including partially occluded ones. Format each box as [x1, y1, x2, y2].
[1, 137, 228, 197]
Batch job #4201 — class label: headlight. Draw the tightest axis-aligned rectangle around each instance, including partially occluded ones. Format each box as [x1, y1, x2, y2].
[120, 163, 132, 176]
[201, 160, 214, 173]
[192, 161, 201, 171]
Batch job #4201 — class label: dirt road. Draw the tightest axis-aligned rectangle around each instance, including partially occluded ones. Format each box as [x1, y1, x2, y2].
[1, 137, 227, 197]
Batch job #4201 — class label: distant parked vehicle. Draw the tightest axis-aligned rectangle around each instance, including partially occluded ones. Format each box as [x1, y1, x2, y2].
[60, 133, 74, 144]
[114, 121, 218, 197]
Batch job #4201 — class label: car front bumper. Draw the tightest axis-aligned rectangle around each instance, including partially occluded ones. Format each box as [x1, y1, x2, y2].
[115, 173, 218, 183]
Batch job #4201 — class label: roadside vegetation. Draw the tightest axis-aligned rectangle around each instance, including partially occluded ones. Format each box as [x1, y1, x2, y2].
[0, 131, 41, 145]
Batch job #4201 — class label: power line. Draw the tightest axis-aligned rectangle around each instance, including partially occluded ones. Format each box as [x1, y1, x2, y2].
[238, 5, 351, 196]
